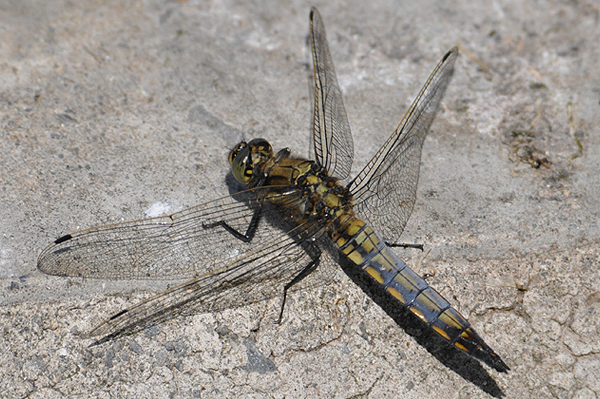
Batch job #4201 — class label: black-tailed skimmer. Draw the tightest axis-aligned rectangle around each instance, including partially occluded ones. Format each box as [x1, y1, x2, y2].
[38, 7, 509, 373]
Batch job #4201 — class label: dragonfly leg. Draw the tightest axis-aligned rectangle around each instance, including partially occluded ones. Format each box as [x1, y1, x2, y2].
[386, 242, 424, 251]
[202, 207, 262, 243]
[277, 253, 321, 323]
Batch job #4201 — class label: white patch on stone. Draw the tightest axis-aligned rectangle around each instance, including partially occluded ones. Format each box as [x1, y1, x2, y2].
[145, 202, 171, 218]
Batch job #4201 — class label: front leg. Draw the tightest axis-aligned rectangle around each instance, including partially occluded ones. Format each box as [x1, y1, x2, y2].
[202, 206, 262, 243]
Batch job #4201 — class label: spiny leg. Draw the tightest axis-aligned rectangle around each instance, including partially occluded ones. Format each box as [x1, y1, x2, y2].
[387, 242, 424, 251]
[388, 243, 435, 280]
[277, 249, 321, 323]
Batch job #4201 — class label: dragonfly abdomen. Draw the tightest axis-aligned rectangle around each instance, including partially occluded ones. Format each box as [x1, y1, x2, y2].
[332, 216, 508, 370]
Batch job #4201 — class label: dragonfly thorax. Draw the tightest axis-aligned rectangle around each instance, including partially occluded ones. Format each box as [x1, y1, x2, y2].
[229, 139, 274, 184]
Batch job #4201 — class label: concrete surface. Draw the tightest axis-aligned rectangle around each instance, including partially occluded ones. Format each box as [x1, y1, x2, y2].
[1, 0, 599, 397]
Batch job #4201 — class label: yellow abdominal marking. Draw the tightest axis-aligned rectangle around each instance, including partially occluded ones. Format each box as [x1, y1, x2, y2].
[342, 243, 355, 255]
[354, 231, 367, 245]
[347, 250, 364, 265]
[454, 342, 468, 352]
[365, 267, 384, 284]
[410, 307, 427, 322]
[387, 287, 406, 303]
[346, 219, 365, 236]
[438, 311, 462, 329]
[368, 231, 380, 248]
[432, 326, 451, 340]
[361, 237, 375, 253]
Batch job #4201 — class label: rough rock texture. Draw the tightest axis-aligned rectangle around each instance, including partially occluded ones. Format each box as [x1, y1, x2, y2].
[1, 0, 599, 398]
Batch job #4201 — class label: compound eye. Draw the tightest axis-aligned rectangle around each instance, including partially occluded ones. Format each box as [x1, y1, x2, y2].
[228, 142, 247, 165]
[247, 139, 272, 157]
[231, 145, 253, 184]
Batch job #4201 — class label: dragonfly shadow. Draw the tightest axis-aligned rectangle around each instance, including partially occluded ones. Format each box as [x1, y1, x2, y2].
[222, 166, 505, 396]
[338, 256, 506, 398]
[225, 171, 248, 197]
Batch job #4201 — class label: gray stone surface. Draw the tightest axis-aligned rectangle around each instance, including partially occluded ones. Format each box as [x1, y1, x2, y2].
[1, 0, 599, 397]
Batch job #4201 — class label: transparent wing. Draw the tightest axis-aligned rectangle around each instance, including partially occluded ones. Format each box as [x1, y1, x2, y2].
[89, 221, 326, 340]
[38, 189, 280, 280]
[38, 187, 327, 282]
[348, 47, 458, 243]
[38, 188, 332, 340]
[310, 7, 354, 180]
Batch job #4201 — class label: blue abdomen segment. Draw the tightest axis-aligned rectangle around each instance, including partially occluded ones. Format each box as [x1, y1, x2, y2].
[335, 218, 509, 372]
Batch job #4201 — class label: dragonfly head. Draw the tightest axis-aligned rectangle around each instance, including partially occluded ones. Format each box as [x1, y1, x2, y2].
[229, 139, 273, 184]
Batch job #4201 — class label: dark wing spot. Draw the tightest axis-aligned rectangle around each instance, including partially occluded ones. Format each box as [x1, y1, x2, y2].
[110, 309, 129, 320]
[54, 234, 73, 244]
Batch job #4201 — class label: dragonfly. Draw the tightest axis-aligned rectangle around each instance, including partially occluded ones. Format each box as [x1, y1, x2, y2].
[38, 7, 509, 373]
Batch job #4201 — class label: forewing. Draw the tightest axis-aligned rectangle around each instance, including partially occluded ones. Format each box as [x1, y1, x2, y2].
[38, 188, 303, 281]
[348, 48, 458, 243]
[89, 220, 327, 340]
[310, 7, 354, 180]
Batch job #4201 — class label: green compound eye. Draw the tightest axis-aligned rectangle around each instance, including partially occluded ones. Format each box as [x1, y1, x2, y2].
[228, 141, 247, 165]
[229, 139, 274, 184]
[230, 145, 253, 183]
